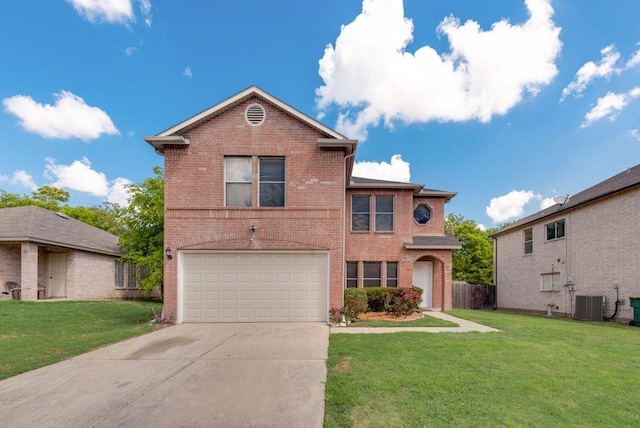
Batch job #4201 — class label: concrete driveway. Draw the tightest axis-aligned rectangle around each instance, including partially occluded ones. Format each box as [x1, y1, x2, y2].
[0, 323, 329, 428]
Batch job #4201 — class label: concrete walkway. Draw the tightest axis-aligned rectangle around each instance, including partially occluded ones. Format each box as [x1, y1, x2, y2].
[0, 323, 328, 428]
[330, 311, 500, 334]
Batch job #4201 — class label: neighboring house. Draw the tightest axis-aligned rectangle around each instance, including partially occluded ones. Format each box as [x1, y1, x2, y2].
[145, 86, 460, 323]
[0, 206, 140, 300]
[492, 165, 640, 322]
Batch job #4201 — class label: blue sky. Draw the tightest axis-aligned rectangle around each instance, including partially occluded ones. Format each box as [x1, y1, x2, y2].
[1, 0, 639, 228]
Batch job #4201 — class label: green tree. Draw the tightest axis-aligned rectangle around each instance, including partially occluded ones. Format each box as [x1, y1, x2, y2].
[0, 186, 121, 233]
[446, 213, 494, 285]
[118, 166, 164, 293]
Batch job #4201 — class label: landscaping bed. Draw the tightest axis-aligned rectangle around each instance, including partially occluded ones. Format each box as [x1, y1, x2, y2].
[348, 311, 458, 328]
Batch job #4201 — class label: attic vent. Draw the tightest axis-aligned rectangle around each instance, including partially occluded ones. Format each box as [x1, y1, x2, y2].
[55, 212, 69, 220]
[245, 103, 265, 126]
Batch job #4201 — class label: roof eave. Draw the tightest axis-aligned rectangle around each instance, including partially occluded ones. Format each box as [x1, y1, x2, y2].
[143, 136, 190, 154]
[404, 243, 462, 250]
[0, 237, 124, 257]
[347, 182, 425, 193]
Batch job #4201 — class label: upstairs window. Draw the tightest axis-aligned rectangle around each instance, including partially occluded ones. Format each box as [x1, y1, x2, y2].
[546, 219, 565, 241]
[413, 204, 431, 225]
[259, 157, 285, 207]
[225, 157, 252, 207]
[375, 196, 394, 231]
[352, 195, 370, 231]
[524, 228, 533, 254]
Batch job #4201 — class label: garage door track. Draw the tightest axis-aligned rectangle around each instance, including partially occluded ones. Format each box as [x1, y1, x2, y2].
[0, 323, 329, 428]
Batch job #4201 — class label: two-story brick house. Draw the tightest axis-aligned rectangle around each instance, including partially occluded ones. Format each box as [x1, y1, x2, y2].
[493, 164, 640, 322]
[145, 86, 459, 323]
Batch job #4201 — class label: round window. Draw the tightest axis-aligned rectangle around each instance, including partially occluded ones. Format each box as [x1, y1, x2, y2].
[413, 205, 431, 225]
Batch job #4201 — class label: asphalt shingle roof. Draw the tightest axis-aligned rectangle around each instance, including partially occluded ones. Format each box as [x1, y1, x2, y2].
[405, 235, 462, 249]
[0, 206, 123, 256]
[494, 164, 640, 236]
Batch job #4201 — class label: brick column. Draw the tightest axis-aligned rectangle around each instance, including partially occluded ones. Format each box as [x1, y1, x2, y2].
[20, 242, 39, 301]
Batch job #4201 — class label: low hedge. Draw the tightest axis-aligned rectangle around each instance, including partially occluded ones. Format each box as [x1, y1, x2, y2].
[341, 286, 425, 320]
[344, 288, 368, 320]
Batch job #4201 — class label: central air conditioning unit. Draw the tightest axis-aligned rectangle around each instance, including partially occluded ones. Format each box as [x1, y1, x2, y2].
[574, 295, 604, 321]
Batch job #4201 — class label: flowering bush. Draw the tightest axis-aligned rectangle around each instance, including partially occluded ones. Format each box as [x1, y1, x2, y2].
[328, 307, 344, 324]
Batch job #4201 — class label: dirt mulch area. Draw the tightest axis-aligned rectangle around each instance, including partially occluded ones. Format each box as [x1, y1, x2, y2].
[356, 311, 422, 322]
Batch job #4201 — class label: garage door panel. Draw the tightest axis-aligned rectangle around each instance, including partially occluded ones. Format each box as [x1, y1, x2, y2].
[183, 252, 327, 322]
[221, 291, 237, 301]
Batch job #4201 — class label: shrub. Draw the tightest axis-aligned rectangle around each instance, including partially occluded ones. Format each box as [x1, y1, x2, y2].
[387, 288, 423, 316]
[363, 287, 394, 312]
[328, 307, 344, 325]
[344, 288, 367, 321]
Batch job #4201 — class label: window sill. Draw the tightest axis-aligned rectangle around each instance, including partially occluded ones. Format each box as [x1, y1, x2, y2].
[374, 231, 395, 234]
[540, 289, 560, 293]
[115, 287, 140, 291]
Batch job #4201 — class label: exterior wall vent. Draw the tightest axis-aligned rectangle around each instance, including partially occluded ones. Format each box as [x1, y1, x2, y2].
[574, 295, 604, 321]
[245, 103, 266, 126]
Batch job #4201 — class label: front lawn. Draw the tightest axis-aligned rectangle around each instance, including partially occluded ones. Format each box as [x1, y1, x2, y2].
[0, 300, 162, 380]
[348, 314, 457, 328]
[325, 310, 640, 427]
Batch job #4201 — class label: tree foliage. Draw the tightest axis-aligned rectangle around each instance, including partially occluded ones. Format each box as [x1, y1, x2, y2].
[446, 213, 495, 285]
[0, 186, 121, 232]
[117, 166, 164, 292]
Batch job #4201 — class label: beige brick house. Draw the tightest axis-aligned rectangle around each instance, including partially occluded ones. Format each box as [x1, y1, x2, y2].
[0, 206, 139, 300]
[145, 86, 459, 323]
[492, 165, 640, 322]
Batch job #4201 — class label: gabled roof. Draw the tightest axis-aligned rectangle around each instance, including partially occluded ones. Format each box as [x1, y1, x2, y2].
[144, 85, 355, 154]
[493, 164, 640, 237]
[404, 235, 462, 250]
[0, 206, 123, 256]
[349, 176, 457, 201]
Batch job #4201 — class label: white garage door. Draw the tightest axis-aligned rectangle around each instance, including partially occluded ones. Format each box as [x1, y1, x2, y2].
[182, 252, 328, 322]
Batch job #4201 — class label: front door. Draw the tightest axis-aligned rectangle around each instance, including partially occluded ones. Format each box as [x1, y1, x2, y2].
[413, 261, 433, 309]
[48, 253, 67, 298]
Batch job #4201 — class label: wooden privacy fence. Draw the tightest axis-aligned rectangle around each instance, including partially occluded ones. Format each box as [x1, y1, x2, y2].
[452, 282, 496, 310]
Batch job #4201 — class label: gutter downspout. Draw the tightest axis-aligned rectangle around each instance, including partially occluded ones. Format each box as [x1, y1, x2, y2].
[342, 151, 356, 311]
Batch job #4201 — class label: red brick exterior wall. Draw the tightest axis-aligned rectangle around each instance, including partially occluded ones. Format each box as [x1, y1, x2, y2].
[345, 189, 453, 310]
[162, 98, 347, 320]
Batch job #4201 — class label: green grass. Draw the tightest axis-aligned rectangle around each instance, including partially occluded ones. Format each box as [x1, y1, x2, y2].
[324, 309, 640, 427]
[349, 314, 457, 328]
[0, 300, 162, 380]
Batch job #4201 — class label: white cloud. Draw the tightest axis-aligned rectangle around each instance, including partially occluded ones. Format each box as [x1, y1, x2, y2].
[2, 91, 119, 142]
[0, 174, 7, 184]
[10, 170, 38, 191]
[45, 157, 110, 197]
[630, 129, 640, 141]
[352, 154, 411, 182]
[125, 46, 136, 56]
[316, 0, 561, 140]
[67, 0, 134, 24]
[581, 87, 640, 127]
[540, 197, 556, 210]
[561, 45, 621, 101]
[138, 0, 152, 27]
[486, 190, 540, 223]
[67, 0, 152, 26]
[183, 66, 193, 78]
[477, 223, 487, 232]
[625, 43, 640, 69]
[44, 157, 130, 205]
[107, 177, 132, 206]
